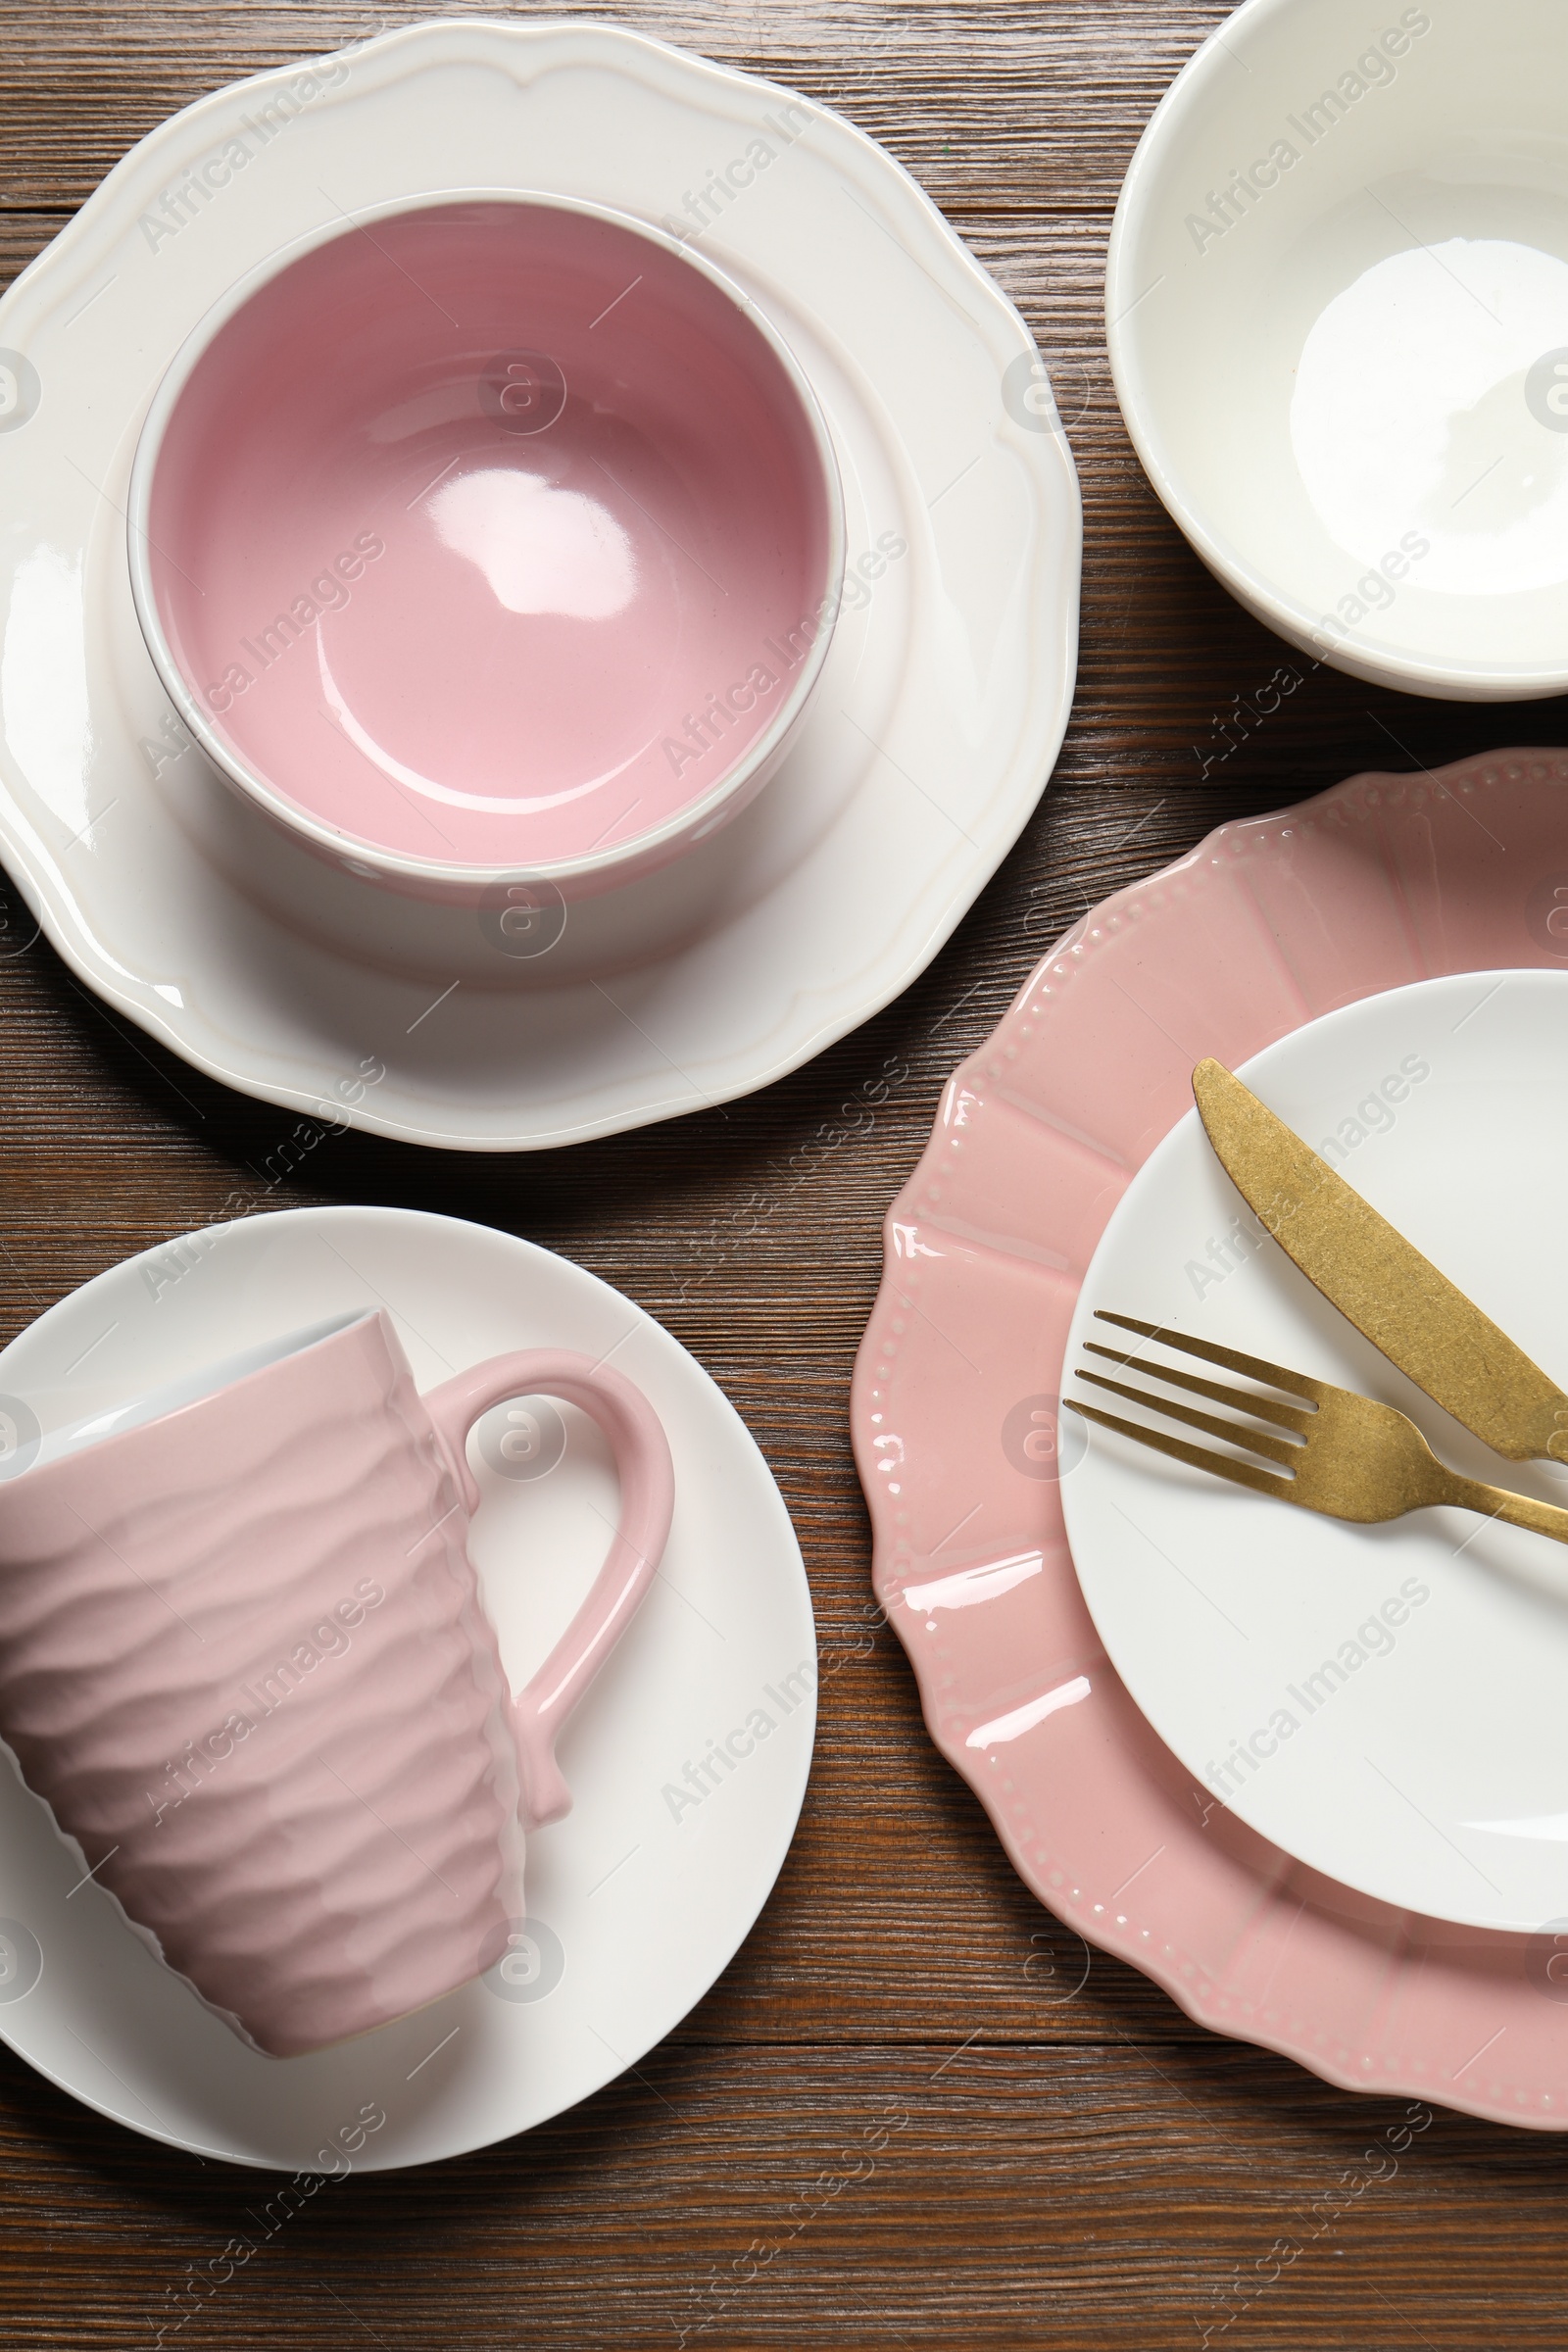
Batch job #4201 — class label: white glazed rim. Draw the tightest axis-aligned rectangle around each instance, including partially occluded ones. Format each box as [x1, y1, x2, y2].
[1103, 0, 1568, 703]
[125, 184, 849, 889]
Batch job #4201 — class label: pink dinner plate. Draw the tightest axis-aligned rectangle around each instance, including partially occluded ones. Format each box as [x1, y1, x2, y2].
[853, 750, 1568, 2130]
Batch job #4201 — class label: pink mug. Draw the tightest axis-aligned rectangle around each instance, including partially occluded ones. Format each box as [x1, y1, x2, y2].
[0, 1307, 673, 2057]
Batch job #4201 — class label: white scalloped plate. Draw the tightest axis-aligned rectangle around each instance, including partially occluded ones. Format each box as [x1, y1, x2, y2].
[0, 18, 1080, 1150]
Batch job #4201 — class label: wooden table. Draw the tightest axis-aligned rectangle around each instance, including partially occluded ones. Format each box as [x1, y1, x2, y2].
[4, 4, 1568, 2343]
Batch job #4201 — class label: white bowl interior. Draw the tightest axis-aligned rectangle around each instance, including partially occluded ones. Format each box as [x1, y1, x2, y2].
[1110, 0, 1568, 694]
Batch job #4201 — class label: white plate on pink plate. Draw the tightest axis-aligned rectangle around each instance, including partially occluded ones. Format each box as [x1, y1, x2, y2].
[1062, 967, 1568, 1935]
[0, 1205, 814, 2170]
[0, 18, 1079, 1150]
[854, 750, 1568, 2129]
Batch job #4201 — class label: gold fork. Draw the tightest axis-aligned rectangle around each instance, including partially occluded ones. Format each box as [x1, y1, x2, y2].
[1065, 1314, 1568, 1547]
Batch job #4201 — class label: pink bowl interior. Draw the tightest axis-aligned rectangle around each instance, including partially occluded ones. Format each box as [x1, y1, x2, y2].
[143, 199, 836, 872]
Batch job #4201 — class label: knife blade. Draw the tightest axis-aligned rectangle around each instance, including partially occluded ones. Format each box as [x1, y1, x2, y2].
[1192, 1057, 1568, 1464]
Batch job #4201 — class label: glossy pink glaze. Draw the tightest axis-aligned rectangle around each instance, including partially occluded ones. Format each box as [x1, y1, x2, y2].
[137, 197, 839, 885]
[853, 752, 1568, 2130]
[0, 1310, 673, 2057]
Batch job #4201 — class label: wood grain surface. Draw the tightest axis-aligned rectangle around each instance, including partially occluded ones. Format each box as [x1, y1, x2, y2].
[5, 4, 1568, 2345]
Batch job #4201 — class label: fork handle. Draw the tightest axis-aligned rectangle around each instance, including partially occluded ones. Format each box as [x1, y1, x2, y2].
[1447, 1477, 1568, 1549]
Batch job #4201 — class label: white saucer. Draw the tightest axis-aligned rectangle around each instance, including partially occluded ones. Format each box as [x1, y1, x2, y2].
[1061, 970, 1568, 1933]
[0, 1205, 814, 2169]
[0, 19, 1079, 1150]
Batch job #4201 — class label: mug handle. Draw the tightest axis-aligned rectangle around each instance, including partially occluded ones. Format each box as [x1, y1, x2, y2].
[421, 1351, 675, 1833]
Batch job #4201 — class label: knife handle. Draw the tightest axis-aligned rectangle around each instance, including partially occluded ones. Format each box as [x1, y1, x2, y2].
[1447, 1476, 1568, 1550]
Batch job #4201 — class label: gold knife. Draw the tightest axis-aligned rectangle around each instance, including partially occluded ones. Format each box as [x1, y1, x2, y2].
[1192, 1058, 1568, 1464]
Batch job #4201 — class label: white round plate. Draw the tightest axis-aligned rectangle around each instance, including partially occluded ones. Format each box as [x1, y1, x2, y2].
[1061, 969, 1568, 1934]
[1107, 0, 1568, 700]
[0, 1205, 815, 2170]
[0, 18, 1079, 1149]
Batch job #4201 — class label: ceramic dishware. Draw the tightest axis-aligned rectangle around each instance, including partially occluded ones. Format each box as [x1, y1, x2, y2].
[1107, 0, 1568, 699]
[855, 752, 1568, 2129]
[0, 1206, 813, 2171]
[0, 1303, 673, 2057]
[0, 17, 1079, 1148]
[1062, 969, 1568, 1934]
[127, 188, 845, 901]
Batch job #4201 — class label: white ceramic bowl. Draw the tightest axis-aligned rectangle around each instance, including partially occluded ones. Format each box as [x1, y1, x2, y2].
[1107, 0, 1568, 700]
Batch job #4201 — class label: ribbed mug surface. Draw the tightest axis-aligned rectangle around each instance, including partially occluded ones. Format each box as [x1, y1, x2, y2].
[0, 1312, 524, 2056]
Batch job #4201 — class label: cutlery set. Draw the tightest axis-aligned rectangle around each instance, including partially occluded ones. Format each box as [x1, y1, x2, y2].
[1068, 1062, 1568, 1547]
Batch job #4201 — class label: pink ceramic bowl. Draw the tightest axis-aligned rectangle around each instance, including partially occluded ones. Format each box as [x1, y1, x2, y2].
[127, 192, 845, 903]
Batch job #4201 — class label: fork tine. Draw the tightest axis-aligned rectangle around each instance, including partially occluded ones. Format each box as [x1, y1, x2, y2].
[1064, 1399, 1292, 1497]
[1094, 1312, 1328, 1403]
[1074, 1370, 1302, 1468]
[1082, 1344, 1314, 1434]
